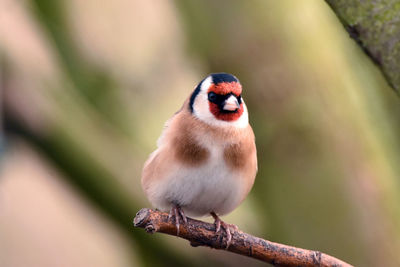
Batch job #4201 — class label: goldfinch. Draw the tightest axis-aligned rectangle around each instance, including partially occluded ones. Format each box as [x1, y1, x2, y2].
[141, 73, 257, 247]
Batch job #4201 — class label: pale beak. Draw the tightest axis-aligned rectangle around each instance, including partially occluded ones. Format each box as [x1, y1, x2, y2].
[223, 95, 240, 111]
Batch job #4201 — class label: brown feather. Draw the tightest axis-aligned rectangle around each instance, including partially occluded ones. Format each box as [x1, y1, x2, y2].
[172, 129, 209, 166]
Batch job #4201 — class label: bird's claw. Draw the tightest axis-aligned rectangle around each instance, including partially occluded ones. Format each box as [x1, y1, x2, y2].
[211, 212, 237, 249]
[178, 207, 188, 224]
[168, 205, 187, 236]
[214, 217, 221, 233]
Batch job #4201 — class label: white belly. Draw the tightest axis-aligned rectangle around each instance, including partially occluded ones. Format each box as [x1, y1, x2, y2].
[147, 147, 245, 217]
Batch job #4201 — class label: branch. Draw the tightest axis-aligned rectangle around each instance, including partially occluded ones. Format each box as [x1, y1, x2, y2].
[133, 208, 353, 267]
[324, 0, 400, 94]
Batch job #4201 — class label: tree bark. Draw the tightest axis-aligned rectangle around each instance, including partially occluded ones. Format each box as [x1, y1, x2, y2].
[325, 0, 400, 93]
[133, 208, 353, 267]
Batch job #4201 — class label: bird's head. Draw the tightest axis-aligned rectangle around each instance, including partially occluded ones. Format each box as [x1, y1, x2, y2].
[189, 73, 248, 128]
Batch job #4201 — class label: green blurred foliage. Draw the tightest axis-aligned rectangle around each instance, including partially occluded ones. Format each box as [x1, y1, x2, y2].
[2, 0, 400, 266]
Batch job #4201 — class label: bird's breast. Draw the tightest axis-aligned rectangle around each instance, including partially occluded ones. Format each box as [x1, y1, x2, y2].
[166, 143, 247, 216]
[144, 130, 256, 216]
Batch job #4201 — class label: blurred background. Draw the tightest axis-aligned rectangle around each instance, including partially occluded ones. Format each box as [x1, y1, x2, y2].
[1, 0, 400, 266]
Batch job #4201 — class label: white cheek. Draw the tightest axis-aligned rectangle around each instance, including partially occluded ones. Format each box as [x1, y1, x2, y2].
[234, 102, 249, 128]
[193, 91, 214, 122]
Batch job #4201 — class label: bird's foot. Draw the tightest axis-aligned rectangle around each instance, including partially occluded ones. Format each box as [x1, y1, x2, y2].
[168, 205, 187, 236]
[211, 212, 238, 249]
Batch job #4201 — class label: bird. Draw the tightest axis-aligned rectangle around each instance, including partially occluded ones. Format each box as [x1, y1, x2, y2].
[141, 73, 257, 248]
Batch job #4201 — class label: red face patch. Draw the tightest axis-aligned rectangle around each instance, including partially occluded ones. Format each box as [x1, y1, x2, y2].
[208, 82, 244, 122]
[208, 82, 242, 96]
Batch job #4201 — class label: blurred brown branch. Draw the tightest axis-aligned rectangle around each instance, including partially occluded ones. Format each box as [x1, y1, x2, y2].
[133, 208, 353, 267]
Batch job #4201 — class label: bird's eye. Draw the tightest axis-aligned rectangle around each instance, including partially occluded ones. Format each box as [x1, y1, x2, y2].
[208, 92, 217, 102]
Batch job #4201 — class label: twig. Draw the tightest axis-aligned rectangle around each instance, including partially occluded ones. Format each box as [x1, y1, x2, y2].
[133, 208, 353, 267]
